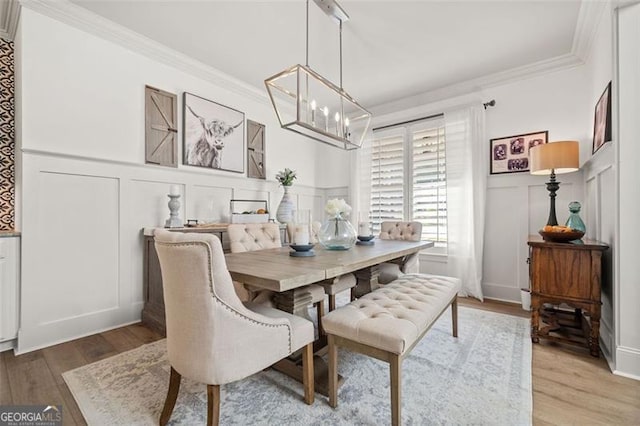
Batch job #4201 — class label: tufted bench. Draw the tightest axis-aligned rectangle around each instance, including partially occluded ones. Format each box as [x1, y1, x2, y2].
[322, 273, 461, 426]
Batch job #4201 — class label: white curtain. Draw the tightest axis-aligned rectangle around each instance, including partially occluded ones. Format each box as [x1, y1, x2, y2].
[349, 128, 373, 226]
[444, 105, 487, 300]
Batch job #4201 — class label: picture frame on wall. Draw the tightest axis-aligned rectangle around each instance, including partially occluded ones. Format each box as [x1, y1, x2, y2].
[592, 81, 612, 154]
[183, 92, 245, 173]
[247, 120, 266, 179]
[490, 130, 548, 175]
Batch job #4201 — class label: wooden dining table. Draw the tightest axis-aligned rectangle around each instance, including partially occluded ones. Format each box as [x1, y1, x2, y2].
[225, 239, 434, 315]
[224, 239, 434, 395]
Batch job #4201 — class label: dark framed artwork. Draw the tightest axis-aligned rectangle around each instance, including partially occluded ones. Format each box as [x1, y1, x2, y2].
[183, 92, 245, 173]
[247, 120, 265, 179]
[592, 81, 612, 154]
[490, 130, 548, 174]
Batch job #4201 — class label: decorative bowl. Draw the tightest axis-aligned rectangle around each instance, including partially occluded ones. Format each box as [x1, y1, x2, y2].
[290, 244, 315, 251]
[357, 235, 375, 242]
[289, 244, 315, 257]
[538, 230, 585, 242]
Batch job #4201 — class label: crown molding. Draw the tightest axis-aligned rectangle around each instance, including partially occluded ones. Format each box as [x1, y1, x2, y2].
[17, 0, 606, 116]
[19, 0, 270, 105]
[572, 0, 610, 63]
[371, 52, 584, 116]
[0, 0, 20, 41]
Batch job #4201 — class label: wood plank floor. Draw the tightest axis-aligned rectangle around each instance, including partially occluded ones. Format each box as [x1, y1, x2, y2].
[1, 299, 639, 425]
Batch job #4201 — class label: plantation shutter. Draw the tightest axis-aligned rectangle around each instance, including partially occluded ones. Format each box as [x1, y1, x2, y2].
[412, 124, 447, 243]
[370, 116, 447, 246]
[370, 129, 405, 235]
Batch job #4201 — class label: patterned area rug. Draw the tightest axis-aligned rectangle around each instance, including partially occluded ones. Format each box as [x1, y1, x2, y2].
[63, 306, 531, 425]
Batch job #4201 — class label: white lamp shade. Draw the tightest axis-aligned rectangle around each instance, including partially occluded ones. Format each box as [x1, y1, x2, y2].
[529, 140, 579, 175]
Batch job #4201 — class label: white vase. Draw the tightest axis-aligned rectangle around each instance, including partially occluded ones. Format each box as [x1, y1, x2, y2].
[276, 186, 295, 223]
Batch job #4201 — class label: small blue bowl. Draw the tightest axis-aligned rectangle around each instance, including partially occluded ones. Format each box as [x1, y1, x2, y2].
[289, 244, 315, 252]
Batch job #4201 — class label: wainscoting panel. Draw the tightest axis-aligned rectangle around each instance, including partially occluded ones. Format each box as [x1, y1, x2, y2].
[17, 150, 334, 353]
[189, 185, 233, 223]
[483, 186, 522, 301]
[35, 171, 119, 323]
[583, 144, 615, 363]
[482, 174, 583, 302]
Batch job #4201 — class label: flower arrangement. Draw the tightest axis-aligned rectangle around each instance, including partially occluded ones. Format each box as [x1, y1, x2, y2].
[275, 168, 297, 186]
[319, 198, 356, 250]
[325, 198, 352, 217]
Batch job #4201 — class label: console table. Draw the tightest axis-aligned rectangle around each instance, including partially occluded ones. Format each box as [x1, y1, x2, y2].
[527, 236, 609, 357]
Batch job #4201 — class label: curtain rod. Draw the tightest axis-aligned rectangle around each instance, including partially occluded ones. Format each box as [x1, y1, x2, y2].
[373, 99, 496, 132]
[373, 112, 444, 132]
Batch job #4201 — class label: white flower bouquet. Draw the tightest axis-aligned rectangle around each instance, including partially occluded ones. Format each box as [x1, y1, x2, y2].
[325, 198, 352, 217]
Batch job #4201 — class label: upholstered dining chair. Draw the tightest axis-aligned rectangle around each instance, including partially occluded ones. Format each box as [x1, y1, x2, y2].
[377, 221, 423, 284]
[227, 223, 326, 325]
[311, 221, 358, 311]
[154, 230, 314, 426]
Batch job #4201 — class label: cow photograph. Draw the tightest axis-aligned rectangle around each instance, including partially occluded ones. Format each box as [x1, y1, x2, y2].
[183, 92, 245, 173]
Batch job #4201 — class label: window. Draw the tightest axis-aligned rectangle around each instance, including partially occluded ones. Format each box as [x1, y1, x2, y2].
[370, 117, 447, 247]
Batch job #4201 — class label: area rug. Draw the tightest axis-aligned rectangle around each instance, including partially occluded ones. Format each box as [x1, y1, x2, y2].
[63, 307, 532, 425]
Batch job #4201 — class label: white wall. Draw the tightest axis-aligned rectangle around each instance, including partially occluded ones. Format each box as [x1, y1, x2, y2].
[481, 66, 590, 302]
[15, 7, 346, 352]
[615, 2, 640, 380]
[580, 4, 617, 365]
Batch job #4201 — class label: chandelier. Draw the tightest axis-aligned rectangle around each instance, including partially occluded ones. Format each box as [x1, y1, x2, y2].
[264, 0, 372, 150]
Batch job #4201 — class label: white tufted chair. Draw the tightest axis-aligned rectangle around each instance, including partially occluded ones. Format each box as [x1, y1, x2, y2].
[154, 230, 314, 426]
[377, 221, 423, 284]
[310, 221, 357, 311]
[227, 223, 326, 325]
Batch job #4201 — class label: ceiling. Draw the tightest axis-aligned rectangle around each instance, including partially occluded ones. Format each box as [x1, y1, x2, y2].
[24, 1, 587, 109]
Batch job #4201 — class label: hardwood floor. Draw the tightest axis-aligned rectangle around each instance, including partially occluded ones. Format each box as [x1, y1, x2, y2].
[1, 300, 639, 425]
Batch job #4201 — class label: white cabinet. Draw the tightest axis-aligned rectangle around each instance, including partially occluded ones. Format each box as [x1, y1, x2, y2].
[0, 236, 20, 345]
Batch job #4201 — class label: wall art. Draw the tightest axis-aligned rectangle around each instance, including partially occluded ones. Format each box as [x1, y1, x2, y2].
[183, 92, 244, 173]
[490, 130, 548, 174]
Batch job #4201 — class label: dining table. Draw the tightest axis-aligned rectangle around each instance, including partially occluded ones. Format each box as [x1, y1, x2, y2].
[225, 239, 434, 313]
[224, 238, 434, 395]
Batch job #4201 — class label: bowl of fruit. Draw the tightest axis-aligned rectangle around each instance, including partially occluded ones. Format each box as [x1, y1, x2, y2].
[538, 225, 585, 242]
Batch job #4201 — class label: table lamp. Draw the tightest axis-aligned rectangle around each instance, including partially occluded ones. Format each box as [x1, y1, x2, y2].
[530, 141, 579, 226]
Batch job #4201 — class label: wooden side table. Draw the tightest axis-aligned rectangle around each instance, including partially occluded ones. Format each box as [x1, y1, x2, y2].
[527, 236, 609, 357]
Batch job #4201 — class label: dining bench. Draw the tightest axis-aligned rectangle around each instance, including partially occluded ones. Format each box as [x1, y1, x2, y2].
[322, 273, 461, 426]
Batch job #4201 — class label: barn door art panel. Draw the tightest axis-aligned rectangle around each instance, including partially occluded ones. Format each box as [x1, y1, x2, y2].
[247, 120, 265, 179]
[183, 92, 245, 173]
[145, 85, 178, 167]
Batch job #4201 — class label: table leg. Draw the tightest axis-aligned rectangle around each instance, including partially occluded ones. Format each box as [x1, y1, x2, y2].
[589, 309, 601, 357]
[354, 265, 380, 297]
[531, 294, 540, 343]
[272, 287, 314, 319]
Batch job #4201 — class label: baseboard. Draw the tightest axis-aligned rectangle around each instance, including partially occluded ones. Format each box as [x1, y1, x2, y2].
[614, 346, 640, 381]
[481, 282, 521, 303]
[0, 339, 16, 352]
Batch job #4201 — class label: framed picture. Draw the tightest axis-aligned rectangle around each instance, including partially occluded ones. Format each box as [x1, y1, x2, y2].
[592, 81, 612, 154]
[145, 85, 178, 167]
[247, 120, 265, 179]
[183, 92, 245, 173]
[490, 130, 548, 174]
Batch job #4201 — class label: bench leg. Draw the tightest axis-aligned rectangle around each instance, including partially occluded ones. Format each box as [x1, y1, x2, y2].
[328, 335, 338, 408]
[302, 342, 315, 405]
[390, 354, 401, 426]
[451, 297, 458, 338]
